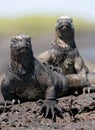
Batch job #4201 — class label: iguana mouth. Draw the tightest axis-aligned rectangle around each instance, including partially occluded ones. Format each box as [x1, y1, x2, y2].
[57, 21, 72, 29]
[56, 16, 74, 30]
[14, 45, 30, 54]
[11, 43, 31, 56]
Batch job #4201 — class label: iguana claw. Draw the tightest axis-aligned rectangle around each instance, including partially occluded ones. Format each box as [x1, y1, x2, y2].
[83, 86, 95, 94]
[4, 99, 20, 106]
[37, 99, 62, 120]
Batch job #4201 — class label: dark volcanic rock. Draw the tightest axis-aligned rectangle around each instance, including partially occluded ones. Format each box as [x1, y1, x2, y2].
[0, 93, 95, 130]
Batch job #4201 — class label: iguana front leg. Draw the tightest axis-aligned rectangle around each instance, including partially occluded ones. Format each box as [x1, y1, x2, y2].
[37, 85, 62, 120]
[1, 77, 21, 106]
[74, 57, 89, 74]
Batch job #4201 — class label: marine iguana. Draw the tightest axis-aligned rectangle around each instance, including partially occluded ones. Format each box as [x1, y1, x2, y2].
[37, 16, 89, 75]
[37, 16, 90, 94]
[0, 34, 69, 119]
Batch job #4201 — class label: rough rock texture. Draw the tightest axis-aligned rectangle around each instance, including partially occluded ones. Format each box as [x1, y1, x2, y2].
[0, 93, 95, 130]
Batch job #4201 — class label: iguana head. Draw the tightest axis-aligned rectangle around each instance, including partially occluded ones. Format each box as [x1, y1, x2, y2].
[10, 34, 34, 75]
[11, 34, 32, 54]
[56, 16, 73, 29]
[55, 16, 75, 43]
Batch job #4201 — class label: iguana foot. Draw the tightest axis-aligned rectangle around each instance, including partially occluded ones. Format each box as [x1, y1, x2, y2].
[5, 99, 20, 106]
[48, 65, 62, 73]
[83, 86, 95, 94]
[37, 99, 62, 121]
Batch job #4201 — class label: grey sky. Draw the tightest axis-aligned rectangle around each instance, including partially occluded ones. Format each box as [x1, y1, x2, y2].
[0, 0, 95, 21]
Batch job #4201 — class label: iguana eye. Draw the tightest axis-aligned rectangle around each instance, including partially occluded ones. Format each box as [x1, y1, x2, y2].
[11, 38, 18, 44]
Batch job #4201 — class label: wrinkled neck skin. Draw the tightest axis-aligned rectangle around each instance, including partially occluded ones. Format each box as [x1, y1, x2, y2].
[10, 48, 34, 77]
[53, 28, 76, 49]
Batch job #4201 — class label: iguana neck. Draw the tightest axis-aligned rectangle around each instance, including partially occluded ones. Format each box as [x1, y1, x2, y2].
[10, 49, 34, 76]
[54, 28, 75, 49]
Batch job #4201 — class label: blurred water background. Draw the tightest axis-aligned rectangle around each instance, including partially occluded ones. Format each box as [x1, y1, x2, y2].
[0, 0, 95, 82]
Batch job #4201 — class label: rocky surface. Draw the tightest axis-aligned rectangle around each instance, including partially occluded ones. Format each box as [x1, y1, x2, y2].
[0, 93, 95, 130]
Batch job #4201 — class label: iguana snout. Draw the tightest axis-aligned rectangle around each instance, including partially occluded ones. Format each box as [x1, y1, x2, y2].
[56, 16, 74, 29]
